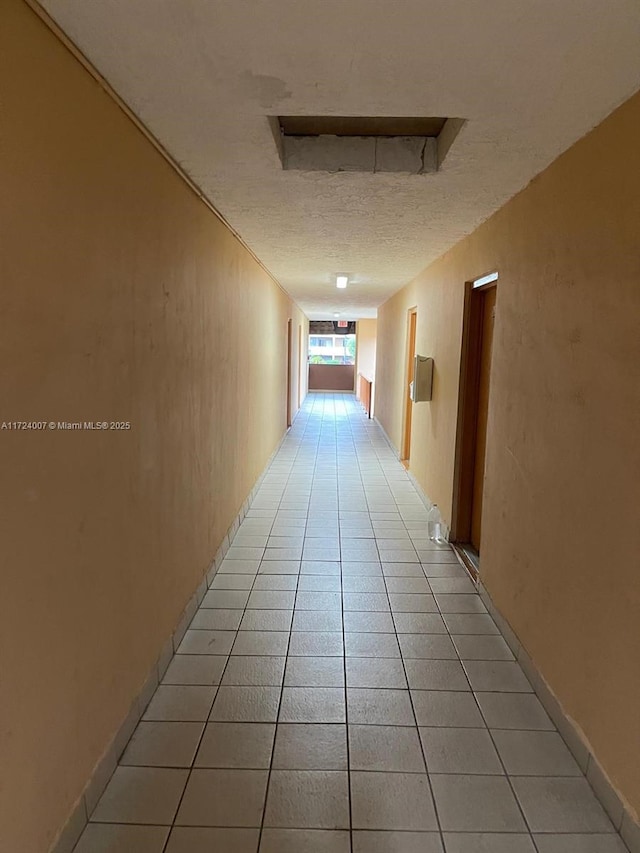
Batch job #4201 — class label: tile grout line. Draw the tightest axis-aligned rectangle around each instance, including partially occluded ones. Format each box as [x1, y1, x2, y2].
[70, 425, 282, 852]
[159, 506, 278, 852]
[72, 395, 634, 852]
[338, 401, 355, 853]
[357, 395, 537, 848]
[448, 613, 540, 848]
[159, 411, 306, 850]
[373, 435, 447, 850]
[257, 390, 310, 851]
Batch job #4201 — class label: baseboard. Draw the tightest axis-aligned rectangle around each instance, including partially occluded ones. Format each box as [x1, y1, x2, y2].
[371, 416, 637, 847]
[478, 581, 639, 852]
[405, 469, 429, 508]
[52, 412, 639, 853]
[50, 429, 289, 853]
[376, 402, 639, 848]
[372, 415, 400, 459]
[372, 417, 454, 542]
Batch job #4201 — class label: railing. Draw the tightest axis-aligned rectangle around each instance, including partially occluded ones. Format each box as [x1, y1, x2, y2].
[357, 373, 373, 418]
[308, 363, 355, 391]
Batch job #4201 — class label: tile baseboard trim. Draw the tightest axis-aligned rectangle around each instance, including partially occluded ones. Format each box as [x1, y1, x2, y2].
[49, 418, 296, 853]
[372, 416, 452, 543]
[373, 416, 400, 460]
[478, 580, 639, 852]
[406, 469, 431, 511]
[405, 469, 451, 542]
[376, 407, 639, 851]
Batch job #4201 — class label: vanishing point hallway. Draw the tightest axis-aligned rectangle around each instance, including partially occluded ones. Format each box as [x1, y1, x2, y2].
[74, 394, 624, 853]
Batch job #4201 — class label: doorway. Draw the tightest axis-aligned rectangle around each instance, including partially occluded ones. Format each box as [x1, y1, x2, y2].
[286, 319, 293, 428]
[401, 308, 417, 466]
[451, 274, 498, 560]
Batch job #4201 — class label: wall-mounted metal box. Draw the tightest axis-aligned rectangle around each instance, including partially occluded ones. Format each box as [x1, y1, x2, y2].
[409, 355, 434, 402]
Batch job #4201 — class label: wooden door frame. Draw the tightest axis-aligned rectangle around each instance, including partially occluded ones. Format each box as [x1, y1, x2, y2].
[401, 307, 418, 463]
[297, 324, 302, 409]
[286, 319, 293, 428]
[451, 276, 498, 547]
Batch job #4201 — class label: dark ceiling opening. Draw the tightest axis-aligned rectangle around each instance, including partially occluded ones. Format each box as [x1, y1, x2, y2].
[278, 116, 448, 138]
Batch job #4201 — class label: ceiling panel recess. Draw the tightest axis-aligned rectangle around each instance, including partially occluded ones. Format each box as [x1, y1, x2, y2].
[275, 116, 465, 174]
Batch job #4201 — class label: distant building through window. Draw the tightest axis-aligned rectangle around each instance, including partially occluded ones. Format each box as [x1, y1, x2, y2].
[308, 334, 356, 364]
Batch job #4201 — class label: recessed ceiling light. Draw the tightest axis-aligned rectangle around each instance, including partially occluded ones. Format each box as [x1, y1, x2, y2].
[333, 312, 340, 317]
[336, 275, 348, 289]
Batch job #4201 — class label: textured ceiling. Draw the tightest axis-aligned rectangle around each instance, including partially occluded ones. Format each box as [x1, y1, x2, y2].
[41, 0, 640, 319]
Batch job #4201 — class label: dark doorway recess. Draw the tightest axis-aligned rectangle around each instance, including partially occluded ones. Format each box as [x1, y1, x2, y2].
[451, 274, 498, 569]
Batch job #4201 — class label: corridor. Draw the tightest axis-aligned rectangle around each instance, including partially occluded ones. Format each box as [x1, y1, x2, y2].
[74, 394, 624, 853]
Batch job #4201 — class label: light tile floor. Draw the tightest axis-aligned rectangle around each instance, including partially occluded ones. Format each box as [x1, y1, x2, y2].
[75, 394, 628, 853]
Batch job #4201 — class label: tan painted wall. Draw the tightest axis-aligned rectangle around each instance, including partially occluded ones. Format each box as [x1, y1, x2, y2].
[356, 319, 377, 413]
[356, 320, 377, 381]
[376, 92, 640, 816]
[0, 3, 306, 851]
[294, 320, 310, 412]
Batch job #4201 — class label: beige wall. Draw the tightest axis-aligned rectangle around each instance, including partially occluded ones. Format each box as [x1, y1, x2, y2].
[294, 320, 309, 412]
[376, 92, 640, 816]
[0, 3, 306, 851]
[356, 319, 377, 413]
[356, 320, 377, 381]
